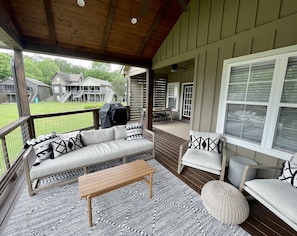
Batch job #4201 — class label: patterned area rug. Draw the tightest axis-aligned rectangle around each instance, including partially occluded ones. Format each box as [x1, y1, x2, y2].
[1, 159, 250, 236]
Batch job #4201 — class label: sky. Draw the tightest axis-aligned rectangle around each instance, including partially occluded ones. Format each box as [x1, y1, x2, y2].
[0, 48, 121, 71]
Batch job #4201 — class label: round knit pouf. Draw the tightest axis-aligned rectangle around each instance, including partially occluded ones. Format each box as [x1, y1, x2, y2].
[201, 180, 250, 225]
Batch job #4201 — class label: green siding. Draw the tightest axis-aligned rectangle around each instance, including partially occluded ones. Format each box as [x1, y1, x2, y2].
[152, 0, 297, 169]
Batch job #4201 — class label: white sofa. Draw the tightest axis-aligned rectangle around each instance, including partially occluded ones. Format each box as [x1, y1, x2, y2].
[23, 125, 155, 196]
[239, 154, 297, 231]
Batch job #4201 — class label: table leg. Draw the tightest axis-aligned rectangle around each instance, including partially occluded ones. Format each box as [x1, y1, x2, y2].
[87, 195, 92, 227]
[149, 173, 153, 198]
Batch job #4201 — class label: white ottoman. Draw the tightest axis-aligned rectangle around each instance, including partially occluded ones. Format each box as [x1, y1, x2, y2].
[201, 180, 250, 225]
[228, 156, 257, 188]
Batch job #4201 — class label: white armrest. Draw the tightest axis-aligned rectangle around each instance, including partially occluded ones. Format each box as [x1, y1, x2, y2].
[239, 165, 283, 191]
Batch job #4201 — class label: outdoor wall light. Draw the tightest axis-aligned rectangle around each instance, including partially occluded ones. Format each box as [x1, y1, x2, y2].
[77, 0, 85, 7]
[131, 17, 138, 25]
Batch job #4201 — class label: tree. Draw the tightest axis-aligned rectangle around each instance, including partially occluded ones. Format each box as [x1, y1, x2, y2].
[53, 58, 85, 74]
[0, 53, 13, 79]
[85, 62, 114, 82]
[37, 58, 59, 85]
[23, 56, 43, 81]
[111, 75, 126, 102]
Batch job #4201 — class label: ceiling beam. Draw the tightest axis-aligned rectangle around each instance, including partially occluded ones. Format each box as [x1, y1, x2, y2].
[101, 0, 118, 53]
[137, 0, 170, 58]
[22, 39, 152, 68]
[0, 1, 22, 49]
[43, 0, 57, 45]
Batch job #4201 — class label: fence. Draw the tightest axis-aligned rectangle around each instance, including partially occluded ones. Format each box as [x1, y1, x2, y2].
[0, 108, 100, 195]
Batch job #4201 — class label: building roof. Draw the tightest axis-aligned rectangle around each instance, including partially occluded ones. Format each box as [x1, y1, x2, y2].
[26, 77, 50, 87]
[80, 77, 111, 87]
[0, 77, 50, 87]
[53, 72, 82, 85]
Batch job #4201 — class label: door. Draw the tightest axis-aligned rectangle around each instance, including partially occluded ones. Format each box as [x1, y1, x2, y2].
[182, 84, 193, 118]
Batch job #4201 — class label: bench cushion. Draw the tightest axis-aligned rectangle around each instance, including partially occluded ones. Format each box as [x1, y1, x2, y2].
[30, 138, 154, 180]
[181, 148, 222, 175]
[245, 179, 297, 226]
[80, 127, 114, 145]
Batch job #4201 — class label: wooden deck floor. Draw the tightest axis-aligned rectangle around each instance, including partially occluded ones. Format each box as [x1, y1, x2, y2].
[153, 127, 296, 236]
[1, 127, 296, 235]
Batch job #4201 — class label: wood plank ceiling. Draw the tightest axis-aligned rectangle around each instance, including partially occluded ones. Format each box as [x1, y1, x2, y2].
[0, 0, 190, 67]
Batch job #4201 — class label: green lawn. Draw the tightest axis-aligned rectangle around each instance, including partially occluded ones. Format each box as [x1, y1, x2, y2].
[0, 101, 107, 177]
[0, 102, 105, 128]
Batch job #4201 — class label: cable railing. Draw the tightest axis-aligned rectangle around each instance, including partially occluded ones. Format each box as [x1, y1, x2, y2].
[0, 108, 100, 195]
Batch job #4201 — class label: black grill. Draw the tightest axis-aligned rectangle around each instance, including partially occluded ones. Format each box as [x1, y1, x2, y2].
[99, 103, 127, 128]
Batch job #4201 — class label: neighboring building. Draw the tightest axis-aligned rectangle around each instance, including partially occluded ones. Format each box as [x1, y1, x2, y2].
[51, 72, 84, 102]
[51, 72, 113, 102]
[79, 77, 113, 103]
[0, 77, 51, 103]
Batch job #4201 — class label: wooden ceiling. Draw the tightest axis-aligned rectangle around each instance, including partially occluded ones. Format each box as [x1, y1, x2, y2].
[0, 0, 190, 67]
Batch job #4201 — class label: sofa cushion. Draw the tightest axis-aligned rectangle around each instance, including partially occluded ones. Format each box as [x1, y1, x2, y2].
[113, 125, 127, 140]
[80, 127, 114, 145]
[182, 148, 222, 175]
[278, 160, 297, 187]
[189, 130, 222, 153]
[245, 179, 297, 226]
[51, 135, 84, 158]
[30, 138, 154, 180]
[126, 123, 143, 141]
[25, 132, 59, 166]
[58, 130, 80, 140]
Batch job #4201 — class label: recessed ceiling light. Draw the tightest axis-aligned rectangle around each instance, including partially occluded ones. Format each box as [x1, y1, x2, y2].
[77, 0, 85, 7]
[131, 17, 138, 25]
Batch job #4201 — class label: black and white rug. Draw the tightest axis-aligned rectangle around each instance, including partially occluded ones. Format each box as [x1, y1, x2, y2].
[1, 159, 250, 236]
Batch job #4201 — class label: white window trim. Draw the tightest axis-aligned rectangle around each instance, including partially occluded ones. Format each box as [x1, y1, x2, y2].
[216, 45, 297, 161]
[166, 82, 180, 112]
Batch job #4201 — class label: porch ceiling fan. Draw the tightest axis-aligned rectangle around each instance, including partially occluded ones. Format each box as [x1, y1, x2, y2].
[170, 64, 187, 72]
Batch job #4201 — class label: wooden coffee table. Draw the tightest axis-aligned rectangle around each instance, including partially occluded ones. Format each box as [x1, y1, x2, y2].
[78, 160, 155, 226]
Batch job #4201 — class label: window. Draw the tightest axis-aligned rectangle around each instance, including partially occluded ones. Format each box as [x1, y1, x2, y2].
[217, 46, 297, 160]
[53, 86, 59, 93]
[166, 82, 179, 111]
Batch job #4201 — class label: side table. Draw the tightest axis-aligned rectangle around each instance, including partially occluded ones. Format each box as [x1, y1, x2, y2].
[228, 156, 257, 188]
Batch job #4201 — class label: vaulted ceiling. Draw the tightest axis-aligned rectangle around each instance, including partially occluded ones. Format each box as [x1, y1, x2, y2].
[0, 0, 190, 67]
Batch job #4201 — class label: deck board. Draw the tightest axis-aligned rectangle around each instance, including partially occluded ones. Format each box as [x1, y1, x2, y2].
[0, 127, 296, 235]
[153, 127, 296, 236]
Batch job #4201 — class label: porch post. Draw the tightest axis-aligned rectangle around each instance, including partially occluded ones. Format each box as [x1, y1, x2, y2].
[12, 50, 30, 117]
[145, 68, 153, 130]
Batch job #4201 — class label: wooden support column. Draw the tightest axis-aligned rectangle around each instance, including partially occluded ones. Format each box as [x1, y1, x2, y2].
[12, 50, 30, 117]
[145, 68, 153, 130]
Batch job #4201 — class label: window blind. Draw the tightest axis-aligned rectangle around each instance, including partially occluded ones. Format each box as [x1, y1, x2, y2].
[225, 61, 274, 143]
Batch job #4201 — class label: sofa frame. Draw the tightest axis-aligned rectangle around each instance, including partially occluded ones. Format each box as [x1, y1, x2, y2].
[23, 128, 155, 196]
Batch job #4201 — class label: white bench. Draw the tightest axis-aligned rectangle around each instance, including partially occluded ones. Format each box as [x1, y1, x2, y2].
[239, 153, 297, 231]
[23, 125, 155, 196]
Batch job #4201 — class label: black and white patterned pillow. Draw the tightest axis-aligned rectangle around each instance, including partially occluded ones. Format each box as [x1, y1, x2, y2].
[188, 131, 222, 153]
[189, 135, 221, 153]
[51, 135, 84, 158]
[278, 161, 297, 188]
[25, 132, 58, 166]
[125, 123, 143, 141]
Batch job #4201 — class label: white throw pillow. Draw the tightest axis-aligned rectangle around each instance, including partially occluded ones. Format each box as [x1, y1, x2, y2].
[189, 130, 222, 153]
[278, 160, 297, 188]
[25, 132, 59, 166]
[126, 123, 143, 141]
[51, 135, 84, 158]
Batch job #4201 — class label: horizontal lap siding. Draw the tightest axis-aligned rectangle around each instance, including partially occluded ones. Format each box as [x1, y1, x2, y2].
[153, 0, 297, 166]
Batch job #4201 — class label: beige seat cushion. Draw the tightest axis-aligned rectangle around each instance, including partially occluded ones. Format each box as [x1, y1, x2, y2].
[182, 149, 222, 175]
